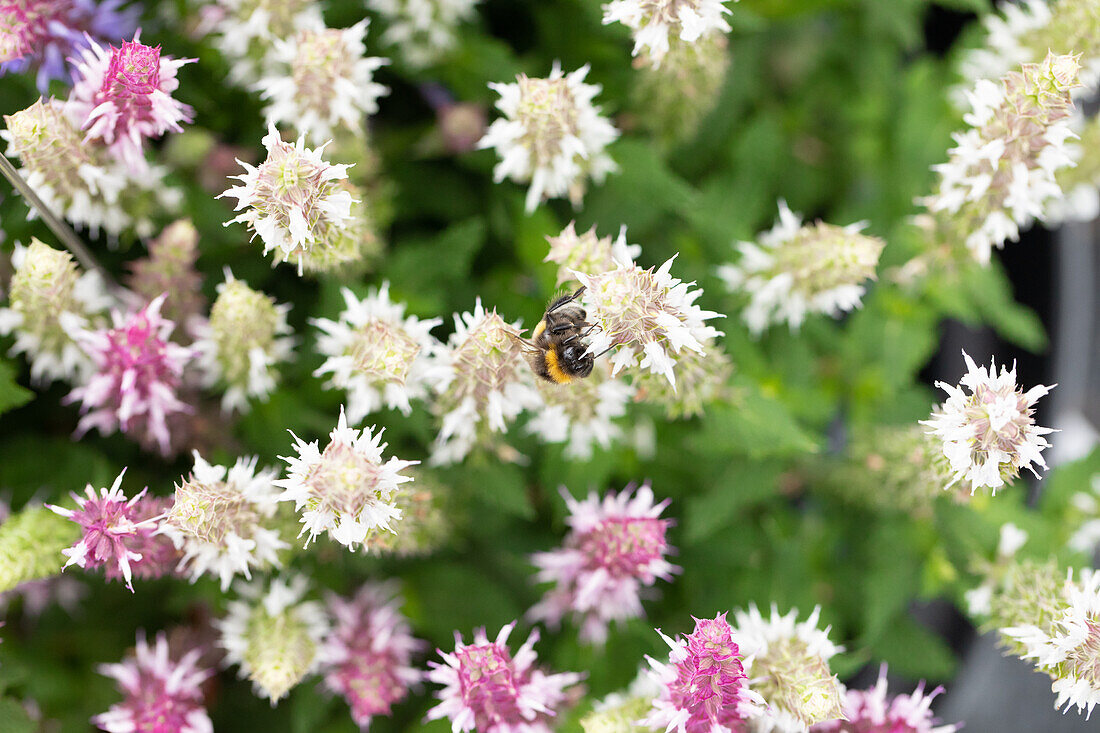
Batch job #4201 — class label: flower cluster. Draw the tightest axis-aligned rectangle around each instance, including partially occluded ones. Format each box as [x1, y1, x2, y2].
[632, 33, 730, 144]
[218, 575, 329, 703]
[160, 452, 286, 591]
[732, 604, 845, 731]
[530, 483, 678, 643]
[820, 424, 963, 517]
[67, 33, 195, 173]
[367, 0, 481, 69]
[0, 0, 138, 90]
[1002, 568, 1100, 717]
[602, 0, 734, 68]
[644, 613, 762, 732]
[921, 351, 1054, 494]
[632, 336, 733, 418]
[811, 665, 958, 733]
[194, 271, 294, 413]
[47, 470, 178, 592]
[361, 468, 450, 556]
[2, 97, 177, 237]
[527, 371, 634, 460]
[0, 238, 111, 384]
[312, 282, 445, 423]
[94, 632, 213, 733]
[321, 583, 424, 728]
[211, 0, 324, 84]
[576, 248, 722, 389]
[126, 219, 206, 327]
[259, 21, 389, 144]
[66, 294, 194, 456]
[922, 52, 1082, 264]
[544, 222, 641, 288]
[719, 201, 884, 334]
[430, 299, 539, 464]
[221, 125, 357, 274]
[426, 621, 583, 732]
[479, 63, 619, 213]
[958, 0, 1100, 97]
[276, 407, 418, 549]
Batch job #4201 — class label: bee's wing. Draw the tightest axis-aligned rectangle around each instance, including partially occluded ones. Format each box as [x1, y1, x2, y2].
[505, 331, 541, 354]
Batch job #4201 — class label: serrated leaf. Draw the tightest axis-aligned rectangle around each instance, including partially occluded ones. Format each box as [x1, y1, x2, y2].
[687, 379, 819, 459]
[684, 461, 782, 543]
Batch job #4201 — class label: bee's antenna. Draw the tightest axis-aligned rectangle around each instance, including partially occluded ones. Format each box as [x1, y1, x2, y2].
[592, 345, 615, 360]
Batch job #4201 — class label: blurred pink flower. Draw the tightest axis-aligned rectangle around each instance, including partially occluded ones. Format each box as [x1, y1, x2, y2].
[811, 665, 958, 733]
[93, 631, 213, 733]
[68, 32, 195, 172]
[66, 294, 194, 456]
[322, 582, 424, 729]
[426, 622, 582, 732]
[528, 483, 678, 644]
[643, 613, 761, 733]
[47, 469, 177, 592]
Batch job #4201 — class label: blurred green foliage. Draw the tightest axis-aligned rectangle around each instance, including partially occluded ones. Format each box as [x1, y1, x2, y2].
[0, 0, 1093, 730]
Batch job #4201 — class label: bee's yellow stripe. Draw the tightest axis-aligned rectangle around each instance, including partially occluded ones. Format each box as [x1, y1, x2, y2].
[533, 320, 547, 339]
[545, 349, 573, 384]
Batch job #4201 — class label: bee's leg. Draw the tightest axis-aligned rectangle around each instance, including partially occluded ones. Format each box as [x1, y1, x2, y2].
[548, 322, 576, 334]
[547, 286, 586, 314]
[592, 345, 615, 359]
[579, 324, 600, 337]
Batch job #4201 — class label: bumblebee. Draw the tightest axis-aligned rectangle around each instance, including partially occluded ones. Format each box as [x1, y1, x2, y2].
[510, 287, 599, 384]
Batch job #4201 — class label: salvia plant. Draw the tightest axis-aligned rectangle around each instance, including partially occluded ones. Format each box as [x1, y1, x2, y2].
[0, 0, 1099, 731]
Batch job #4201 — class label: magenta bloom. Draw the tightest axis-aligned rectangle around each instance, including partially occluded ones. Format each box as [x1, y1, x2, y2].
[0, 0, 137, 91]
[811, 665, 959, 733]
[322, 583, 425, 729]
[426, 622, 583, 733]
[528, 483, 679, 644]
[67, 294, 194, 456]
[643, 614, 762, 733]
[68, 32, 195, 172]
[93, 631, 213, 733]
[47, 469, 178, 592]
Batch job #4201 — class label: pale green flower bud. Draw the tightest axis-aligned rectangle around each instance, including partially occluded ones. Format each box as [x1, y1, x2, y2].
[633, 35, 730, 146]
[720, 202, 884, 334]
[0, 238, 111, 383]
[581, 696, 652, 733]
[0, 505, 80, 593]
[217, 575, 328, 704]
[127, 220, 205, 326]
[196, 272, 293, 413]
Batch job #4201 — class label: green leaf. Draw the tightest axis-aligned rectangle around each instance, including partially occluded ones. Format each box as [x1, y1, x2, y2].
[578, 138, 696, 235]
[684, 461, 782, 543]
[870, 613, 956, 679]
[0, 360, 32, 417]
[0, 697, 35, 733]
[687, 378, 819, 459]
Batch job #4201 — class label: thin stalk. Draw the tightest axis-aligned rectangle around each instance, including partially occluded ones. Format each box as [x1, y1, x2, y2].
[0, 153, 119, 291]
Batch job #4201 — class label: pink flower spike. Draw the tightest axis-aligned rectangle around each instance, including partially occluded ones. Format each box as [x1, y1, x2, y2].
[811, 664, 959, 733]
[643, 613, 762, 733]
[47, 469, 177, 592]
[93, 631, 213, 733]
[426, 621, 583, 733]
[528, 482, 679, 644]
[66, 294, 195, 456]
[322, 582, 425, 729]
[68, 31, 195, 172]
